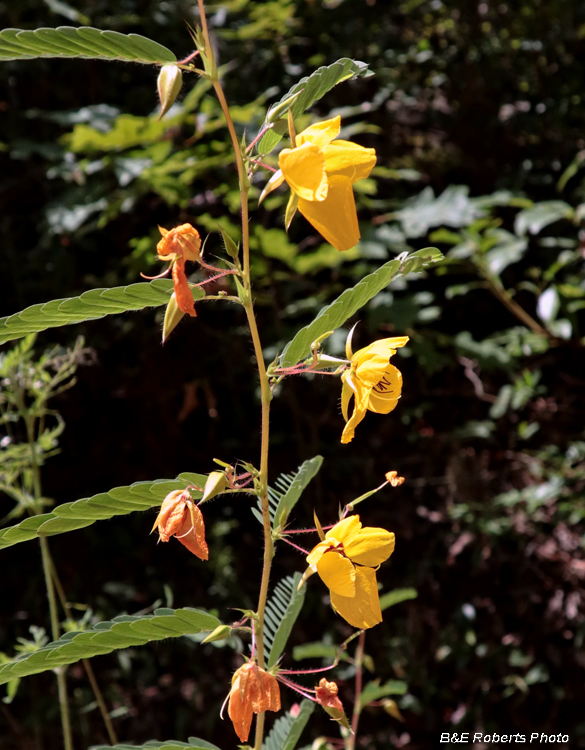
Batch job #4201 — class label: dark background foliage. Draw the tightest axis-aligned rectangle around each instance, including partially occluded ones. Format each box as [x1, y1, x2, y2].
[1, 0, 585, 748]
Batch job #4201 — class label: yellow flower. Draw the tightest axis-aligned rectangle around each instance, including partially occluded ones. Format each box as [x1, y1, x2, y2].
[264, 116, 376, 251]
[228, 662, 281, 742]
[156, 224, 201, 317]
[341, 336, 409, 444]
[305, 515, 395, 629]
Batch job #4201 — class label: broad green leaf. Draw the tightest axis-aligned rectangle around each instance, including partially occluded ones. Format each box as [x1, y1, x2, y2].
[0, 608, 220, 686]
[0, 27, 175, 64]
[396, 186, 485, 238]
[359, 679, 407, 706]
[292, 642, 345, 662]
[264, 574, 306, 668]
[92, 740, 220, 750]
[0, 280, 205, 346]
[273, 456, 323, 528]
[0, 473, 206, 550]
[280, 248, 443, 367]
[514, 201, 574, 236]
[262, 700, 314, 750]
[379, 587, 418, 611]
[258, 59, 372, 154]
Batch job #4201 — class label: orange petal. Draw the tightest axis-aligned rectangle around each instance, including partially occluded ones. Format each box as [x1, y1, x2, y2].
[175, 502, 208, 560]
[228, 666, 255, 742]
[172, 259, 197, 317]
[152, 490, 189, 542]
[315, 678, 343, 712]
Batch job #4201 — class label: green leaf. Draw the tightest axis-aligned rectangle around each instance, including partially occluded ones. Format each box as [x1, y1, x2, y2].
[514, 201, 574, 236]
[280, 248, 443, 367]
[264, 574, 306, 668]
[258, 59, 372, 154]
[379, 587, 418, 611]
[0, 27, 176, 64]
[0, 280, 205, 346]
[262, 700, 314, 750]
[253, 457, 323, 530]
[0, 473, 206, 550]
[91, 740, 220, 750]
[360, 680, 407, 705]
[273, 456, 323, 529]
[0, 608, 220, 687]
[292, 642, 344, 662]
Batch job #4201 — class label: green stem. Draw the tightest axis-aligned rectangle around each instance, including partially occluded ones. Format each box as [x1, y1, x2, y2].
[25, 411, 74, 750]
[50, 560, 118, 746]
[479, 267, 549, 337]
[196, 4, 273, 748]
[346, 631, 366, 750]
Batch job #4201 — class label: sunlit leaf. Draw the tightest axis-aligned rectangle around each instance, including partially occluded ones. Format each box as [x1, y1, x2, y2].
[0, 26, 175, 64]
[280, 248, 443, 367]
[514, 201, 574, 236]
[258, 59, 372, 154]
[0, 608, 220, 686]
[0, 473, 206, 550]
[0, 281, 205, 346]
[379, 588, 418, 611]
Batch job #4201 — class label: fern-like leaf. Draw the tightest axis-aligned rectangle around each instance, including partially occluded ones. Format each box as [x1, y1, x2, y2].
[262, 700, 314, 750]
[0, 280, 205, 346]
[0, 608, 220, 686]
[253, 456, 322, 530]
[0, 473, 206, 550]
[264, 573, 306, 668]
[0, 27, 175, 64]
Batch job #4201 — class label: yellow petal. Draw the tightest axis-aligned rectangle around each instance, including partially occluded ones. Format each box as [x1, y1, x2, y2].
[279, 144, 328, 201]
[344, 528, 395, 567]
[324, 141, 376, 183]
[296, 116, 341, 149]
[341, 373, 354, 422]
[354, 338, 409, 370]
[307, 539, 333, 567]
[330, 567, 382, 629]
[259, 168, 285, 203]
[366, 365, 403, 413]
[316, 550, 356, 597]
[298, 175, 359, 252]
[326, 515, 362, 545]
[341, 400, 367, 444]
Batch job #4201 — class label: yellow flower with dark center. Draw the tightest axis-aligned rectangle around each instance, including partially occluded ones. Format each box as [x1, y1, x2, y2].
[341, 336, 409, 444]
[305, 515, 395, 629]
[263, 116, 376, 252]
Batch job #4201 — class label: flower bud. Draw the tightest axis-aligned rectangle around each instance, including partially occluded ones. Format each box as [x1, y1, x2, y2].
[201, 471, 229, 503]
[162, 293, 185, 344]
[157, 64, 183, 120]
[201, 624, 231, 643]
[315, 678, 350, 730]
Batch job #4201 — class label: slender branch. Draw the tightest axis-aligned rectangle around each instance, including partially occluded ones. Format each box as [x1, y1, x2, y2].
[49, 560, 118, 745]
[196, 5, 271, 749]
[346, 631, 366, 750]
[480, 268, 549, 337]
[25, 406, 74, 750]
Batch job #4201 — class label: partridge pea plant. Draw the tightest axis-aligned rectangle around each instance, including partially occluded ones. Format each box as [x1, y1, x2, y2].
[0, 3, 442, 749]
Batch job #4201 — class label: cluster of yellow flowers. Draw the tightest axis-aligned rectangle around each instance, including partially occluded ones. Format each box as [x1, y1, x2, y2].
[149, 117, 408, 743]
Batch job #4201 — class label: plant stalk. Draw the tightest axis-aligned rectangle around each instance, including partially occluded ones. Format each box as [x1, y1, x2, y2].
[50, 560, 118, 745]
[195, 4, 273, 748]
[25, 407, 74, 750]
[346, 631, 366, 750]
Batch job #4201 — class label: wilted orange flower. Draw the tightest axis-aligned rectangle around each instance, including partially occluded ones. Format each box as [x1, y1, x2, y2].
[228, 662, 281, 742]
[315, 678, 343, 712]
[315, 678, 349, 728]
[385, 470, 405, 487]
[151, 489, 208, 560]
[157, 224, 201, 317]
